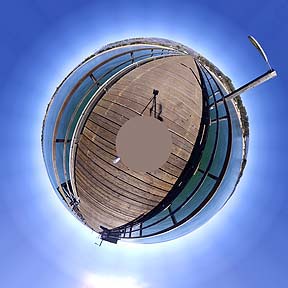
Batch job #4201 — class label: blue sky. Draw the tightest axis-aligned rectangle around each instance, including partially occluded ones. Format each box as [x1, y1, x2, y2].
[0, 0, 287, 287]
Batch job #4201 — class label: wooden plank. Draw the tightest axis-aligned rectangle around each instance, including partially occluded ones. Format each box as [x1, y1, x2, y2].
[83, 122, 182, 183]
[101, 96, 200, 142]
[98, 94, 195, 152]
[92, 105, 129, 125]
[76, 167, 154, 213]
[89, 112, 120, 134]
[77, 171, 153, 218]
[83, 126, 184, 179]
[98, 99, 198, 143]
[78, 136, 173, 191]
[106, 84, 202, 124]
[76, 175, 141, 219]
[78, 194, 128, 229]
[76, 160, 158, 207]
[85, 120, 117, 143]
[77, 148, 166, 200]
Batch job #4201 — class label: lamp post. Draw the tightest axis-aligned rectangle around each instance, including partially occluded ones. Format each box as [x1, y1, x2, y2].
[224, 36, 277, 101]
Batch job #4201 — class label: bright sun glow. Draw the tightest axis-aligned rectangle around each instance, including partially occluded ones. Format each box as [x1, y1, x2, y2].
[82, 274, 148, 288]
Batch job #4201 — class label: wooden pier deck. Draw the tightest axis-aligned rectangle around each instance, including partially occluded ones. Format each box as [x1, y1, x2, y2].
[74, 55, 203, 232]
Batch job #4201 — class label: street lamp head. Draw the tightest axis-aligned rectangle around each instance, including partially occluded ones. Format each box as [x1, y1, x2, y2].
[248, 35, 272, 71]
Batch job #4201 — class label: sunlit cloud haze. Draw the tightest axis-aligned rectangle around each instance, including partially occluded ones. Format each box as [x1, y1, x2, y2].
[81, 274, 148, 288]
